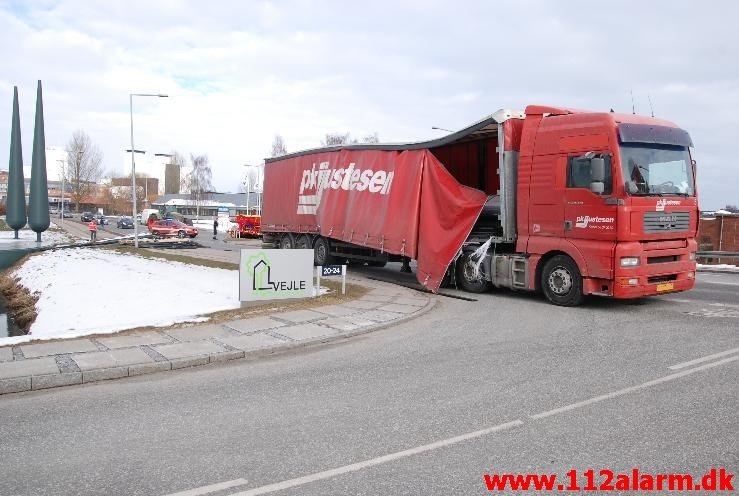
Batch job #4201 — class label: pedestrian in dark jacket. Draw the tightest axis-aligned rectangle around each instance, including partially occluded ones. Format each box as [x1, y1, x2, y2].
[213, 219, 218, 239]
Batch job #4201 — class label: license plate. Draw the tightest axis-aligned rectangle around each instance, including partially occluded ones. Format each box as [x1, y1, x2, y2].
[656, 282, 674, 292]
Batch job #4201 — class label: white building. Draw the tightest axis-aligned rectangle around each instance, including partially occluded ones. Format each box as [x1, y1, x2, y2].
[122, 150, 193, 195]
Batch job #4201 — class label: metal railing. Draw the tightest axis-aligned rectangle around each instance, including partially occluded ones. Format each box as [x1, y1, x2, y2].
[696, 251, 739, 260]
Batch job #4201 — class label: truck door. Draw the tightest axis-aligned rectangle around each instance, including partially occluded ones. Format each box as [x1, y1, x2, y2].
[563, 154, 617, 278]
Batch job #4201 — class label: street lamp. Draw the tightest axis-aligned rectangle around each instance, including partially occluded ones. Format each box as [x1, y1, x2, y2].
[243, 164, 263, 215]
[130, 92, 167, 248]
[431, 126, 453, 133]
[56, 159, 65, 223]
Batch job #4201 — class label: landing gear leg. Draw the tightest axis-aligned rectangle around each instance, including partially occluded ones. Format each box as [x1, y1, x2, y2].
[400, 256, 413, 273]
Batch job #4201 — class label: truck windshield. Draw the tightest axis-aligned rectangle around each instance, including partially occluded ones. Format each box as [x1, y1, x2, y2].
[620, 144, 695, 196]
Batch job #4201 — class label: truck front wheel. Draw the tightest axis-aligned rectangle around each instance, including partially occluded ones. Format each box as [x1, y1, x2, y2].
[455, 253, 492, 293]
[541, 255, 585, 306]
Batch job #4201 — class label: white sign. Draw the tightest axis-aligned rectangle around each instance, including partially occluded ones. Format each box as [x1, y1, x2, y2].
[316, 264, 347, 294]
[239, 249, 313, 301]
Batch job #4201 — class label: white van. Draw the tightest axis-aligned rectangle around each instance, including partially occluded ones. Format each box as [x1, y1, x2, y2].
[139, 208, 161, 225]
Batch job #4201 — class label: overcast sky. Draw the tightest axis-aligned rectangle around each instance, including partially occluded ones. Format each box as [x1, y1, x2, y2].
[1, 0, 737, 209]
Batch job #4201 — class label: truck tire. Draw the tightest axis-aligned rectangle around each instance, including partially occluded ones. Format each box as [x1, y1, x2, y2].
[295, 234, 311, 250]
[455, 253, 492, 293]
[541, 255, 585, 306]
[313, 237, 335, 265]
[279, 233, 295, 249]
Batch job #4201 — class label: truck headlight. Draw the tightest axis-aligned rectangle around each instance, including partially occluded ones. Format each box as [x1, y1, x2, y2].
[689, 252, 696, 261]
[620, 257, 640, 267]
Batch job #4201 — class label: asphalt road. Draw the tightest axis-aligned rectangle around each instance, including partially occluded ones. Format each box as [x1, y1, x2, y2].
[0, 268, 736, 495]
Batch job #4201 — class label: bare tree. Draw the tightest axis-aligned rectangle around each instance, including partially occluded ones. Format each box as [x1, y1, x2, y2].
[321, 132, 379, 146]
[271, 135, 287, 158]
[182, 154, 213, 218]
[724, 204, 739, 213]
[65, 130, 104, 212]
[322, 132, 352, 147]
[165, 151, 186, 194]
[360, 132, 379, 144]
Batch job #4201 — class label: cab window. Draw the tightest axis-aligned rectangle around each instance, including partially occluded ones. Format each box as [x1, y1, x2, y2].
[567, 155, 612, 194]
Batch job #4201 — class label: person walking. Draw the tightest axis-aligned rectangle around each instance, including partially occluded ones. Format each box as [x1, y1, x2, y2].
[88, 219, 98, 242]
[213, 218, 219, 240]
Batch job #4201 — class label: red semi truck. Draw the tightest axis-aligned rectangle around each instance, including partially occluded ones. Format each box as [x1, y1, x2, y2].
[262, 105, 698, 306]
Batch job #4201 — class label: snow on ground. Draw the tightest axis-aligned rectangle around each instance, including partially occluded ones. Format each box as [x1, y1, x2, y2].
[697, 263, 739, 272]
[1, 247, 239, 345]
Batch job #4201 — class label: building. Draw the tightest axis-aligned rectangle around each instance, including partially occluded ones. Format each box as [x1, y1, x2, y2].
[122, 150, 193, 196]
[697, 210, 739, 263]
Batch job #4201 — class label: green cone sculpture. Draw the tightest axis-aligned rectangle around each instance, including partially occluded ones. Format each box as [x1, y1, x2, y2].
[6, 86, 27, 239]
[28, 80, 50, 242]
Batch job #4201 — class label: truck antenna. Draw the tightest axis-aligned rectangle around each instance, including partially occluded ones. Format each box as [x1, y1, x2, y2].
[630, 89, 635, 114]
[647, 93, 655, 117]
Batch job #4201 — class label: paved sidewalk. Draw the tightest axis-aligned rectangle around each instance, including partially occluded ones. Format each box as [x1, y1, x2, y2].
[0, 224, 435, 395]
[0, 276, 434, 395]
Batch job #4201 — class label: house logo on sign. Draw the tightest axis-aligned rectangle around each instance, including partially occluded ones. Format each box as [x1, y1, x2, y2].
[251, 258, 273, 291]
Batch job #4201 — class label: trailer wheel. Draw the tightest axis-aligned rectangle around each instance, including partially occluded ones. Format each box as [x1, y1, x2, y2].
[455, 253, 491, 293]
[177, 230, 186, 238]
[541, 255, 584, 306]
[313, 237, 335, 265]
[295, 234, 311, 250]
[279, 233, 295, 249]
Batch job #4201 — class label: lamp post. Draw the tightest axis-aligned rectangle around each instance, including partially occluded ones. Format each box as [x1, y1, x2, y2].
[130, 93, 167, 248]
[56, 159, 65, 223]
[243, 164, 263, 214]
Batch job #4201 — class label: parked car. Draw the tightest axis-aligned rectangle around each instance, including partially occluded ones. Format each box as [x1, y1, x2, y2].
[149, 219, 199, 238]
[62, 210, 74, 218]
[96, 214, 109, 226]
[116, 216, 134, 229]
[81, 211, 95, 222]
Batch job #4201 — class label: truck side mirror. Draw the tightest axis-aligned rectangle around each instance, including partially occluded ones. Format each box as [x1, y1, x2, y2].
[588, 157, 605, 194]
[590, 158, 605, 182]
[590, 182, 605, 194]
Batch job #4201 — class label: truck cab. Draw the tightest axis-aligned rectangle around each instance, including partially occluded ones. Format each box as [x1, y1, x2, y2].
[513, 106, 697, 304]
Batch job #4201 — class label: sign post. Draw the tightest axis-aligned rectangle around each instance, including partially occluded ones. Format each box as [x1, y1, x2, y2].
[316, 264, 347, 295]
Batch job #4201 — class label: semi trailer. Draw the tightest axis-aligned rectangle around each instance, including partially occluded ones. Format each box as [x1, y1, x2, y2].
[261, 105, 698, 306]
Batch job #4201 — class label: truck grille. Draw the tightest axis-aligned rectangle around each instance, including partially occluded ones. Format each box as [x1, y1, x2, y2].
[643, 211, 689, 233]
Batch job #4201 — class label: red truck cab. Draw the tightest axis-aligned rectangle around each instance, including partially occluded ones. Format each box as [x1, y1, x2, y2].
[515, 105, 697, 304]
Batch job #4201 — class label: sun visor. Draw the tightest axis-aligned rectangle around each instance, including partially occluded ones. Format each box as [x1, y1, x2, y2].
[618, 123, 693, 147]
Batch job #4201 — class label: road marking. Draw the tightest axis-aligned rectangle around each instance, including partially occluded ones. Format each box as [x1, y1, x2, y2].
[531, 354, 739, 420]
[230, 420, 523, 495]
[668, 347, 739, 370]
[162, 478, 249, 496]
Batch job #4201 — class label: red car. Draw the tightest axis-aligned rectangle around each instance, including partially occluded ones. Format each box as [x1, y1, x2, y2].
[149, 219, 199, 238]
